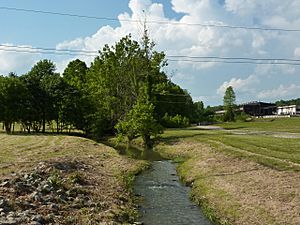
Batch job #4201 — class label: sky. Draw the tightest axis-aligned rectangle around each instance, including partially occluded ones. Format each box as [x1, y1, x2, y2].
[0, 0, 300, 106]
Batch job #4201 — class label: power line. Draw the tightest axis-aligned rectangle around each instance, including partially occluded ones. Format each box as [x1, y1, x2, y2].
[155, 100, 189, 104]
[1, 6, 300, 32]
[0, 48, 97, 57]
[0, 44, 98, 55]
[1, 44, 300, 65]
[168, 55, 300, 63]
[154, 93, 190, 97]
[1, 48, 300, 66]
[168, 59, 300, 66]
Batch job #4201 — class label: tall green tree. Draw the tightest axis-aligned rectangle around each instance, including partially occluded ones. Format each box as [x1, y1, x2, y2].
[223, 86, 236, 122]
[0, 74, 29, 132]
[62, 59, 94, 134]
[22, 59, 57, 132]
[87, 35, 167, 135]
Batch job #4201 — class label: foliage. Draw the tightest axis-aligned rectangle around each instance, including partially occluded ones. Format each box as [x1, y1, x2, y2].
[0, 74, 29, 132]
[161, 113, 190, 128]
[115, 100, 163, 148]
[223, 86, 236, 122]
[235, 112, 251, 122]
[0, 35, 203, 142]
[276, 98, 300, 106]
[62, 59, 94, 134]
[22, 59, 58, 133]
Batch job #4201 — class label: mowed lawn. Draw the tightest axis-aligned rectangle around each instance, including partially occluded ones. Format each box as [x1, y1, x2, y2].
[219, 117, 300, 133]
[156, 119, 300, 225]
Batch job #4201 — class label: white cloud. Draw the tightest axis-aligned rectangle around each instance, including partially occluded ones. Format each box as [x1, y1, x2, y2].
[294, 47, 300, 58]
[0, 44, 38, 75]
[258, 84, 300, 100]
[50, 0, 300, 104]
[217, 74, 259, 95]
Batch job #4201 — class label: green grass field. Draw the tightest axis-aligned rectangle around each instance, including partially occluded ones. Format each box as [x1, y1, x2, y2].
[219, 117, 300, 133]
[160, 117, 300, 171]
[156, 118, 300, 225]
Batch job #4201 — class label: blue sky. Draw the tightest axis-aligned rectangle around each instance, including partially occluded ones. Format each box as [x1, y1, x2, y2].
[0, 0, 300, 106]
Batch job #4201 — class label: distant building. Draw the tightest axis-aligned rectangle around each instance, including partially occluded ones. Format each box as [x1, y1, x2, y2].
[242, 101, 277, 116]
[277, 105, 300, 115]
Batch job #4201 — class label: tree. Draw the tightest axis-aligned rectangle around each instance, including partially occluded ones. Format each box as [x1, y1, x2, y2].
[22, 59, 57, 132]
[115, 100, 163, 149]
[87, 34, 168, 136]
[63, 59, 87, 90]
[62, 59, 94, 134]
[223, 86, 236, 122]
[0, 74, 29, 132]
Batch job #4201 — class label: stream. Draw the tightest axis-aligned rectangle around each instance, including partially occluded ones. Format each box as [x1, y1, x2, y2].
[113, 144, 213, 225]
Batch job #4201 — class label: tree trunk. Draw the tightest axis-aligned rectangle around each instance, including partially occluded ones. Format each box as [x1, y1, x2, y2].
[42, 111, 46, 133]
[4, 122, 11, 133]
[143, 134, 152, 150]
[56, 118, 59, 134]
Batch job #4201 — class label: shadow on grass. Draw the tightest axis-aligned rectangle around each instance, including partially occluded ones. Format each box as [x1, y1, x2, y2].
[222, 126, 247, 130]
[1, 131, 86, 138]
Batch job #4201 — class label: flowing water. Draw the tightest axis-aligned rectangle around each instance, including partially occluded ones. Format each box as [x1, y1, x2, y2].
[134, 160, 212, 225]
[109, 143, 213, 225]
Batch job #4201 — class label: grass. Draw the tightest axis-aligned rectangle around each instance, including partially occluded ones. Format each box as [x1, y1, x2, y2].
[0, 132, 148, 224]
[219, 117, 300, 133]
[159, 126, 300, 171]
[155, 121, 300, 225]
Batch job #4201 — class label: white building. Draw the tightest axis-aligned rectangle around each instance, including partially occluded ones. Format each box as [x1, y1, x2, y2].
[277, 105, 300, 115]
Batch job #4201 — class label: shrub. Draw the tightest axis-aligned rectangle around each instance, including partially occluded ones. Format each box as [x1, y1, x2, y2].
[161, 113, 190, 128]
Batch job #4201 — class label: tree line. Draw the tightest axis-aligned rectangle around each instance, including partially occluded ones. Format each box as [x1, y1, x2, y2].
[0, 35, 211, 147]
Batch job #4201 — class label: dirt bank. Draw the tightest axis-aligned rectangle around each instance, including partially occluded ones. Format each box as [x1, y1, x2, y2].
[0, 134, 147, 224]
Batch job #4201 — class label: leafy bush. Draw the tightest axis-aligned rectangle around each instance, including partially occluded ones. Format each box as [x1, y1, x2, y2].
[161, 113, 190, 128]
[235, 112, 251, 122]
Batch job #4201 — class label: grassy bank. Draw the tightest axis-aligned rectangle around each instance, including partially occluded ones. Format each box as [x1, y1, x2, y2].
[0, 132, 148, 224]
[219, 117, 300, 133]
[156, 124, 300, 225]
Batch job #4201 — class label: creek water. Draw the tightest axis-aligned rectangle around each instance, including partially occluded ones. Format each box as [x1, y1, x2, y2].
[112, 143, 213, 225]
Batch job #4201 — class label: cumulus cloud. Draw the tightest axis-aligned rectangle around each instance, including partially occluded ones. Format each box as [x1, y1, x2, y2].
[51, 0, 300, 104]
[258, 84, 300, 100]
[0, 44, 38, 75]
[217, 74, 259, 95]
[294, 47, 300, 58]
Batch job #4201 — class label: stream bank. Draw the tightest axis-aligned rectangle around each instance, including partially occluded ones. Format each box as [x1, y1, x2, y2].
[113, 143, 213, 225]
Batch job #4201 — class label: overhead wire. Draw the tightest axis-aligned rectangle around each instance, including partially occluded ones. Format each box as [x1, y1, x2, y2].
[1, 44, 300, 65]
[1, 6, 300, 32]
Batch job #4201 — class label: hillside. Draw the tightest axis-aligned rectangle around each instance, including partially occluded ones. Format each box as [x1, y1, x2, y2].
[0, 133, 147, 224]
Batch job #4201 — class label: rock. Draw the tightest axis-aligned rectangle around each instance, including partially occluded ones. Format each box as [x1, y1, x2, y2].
[0, 198, 9, 211]
[30, 191, 42, 202]
[0, 181, 10, 187]
[30, 222, 41, 225]
[0, 219, 17, 225]
[31, 215, 44, 224]
[48, 203, 58, 211]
